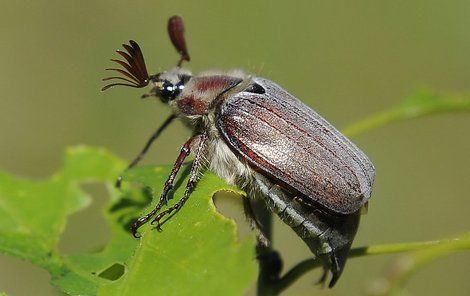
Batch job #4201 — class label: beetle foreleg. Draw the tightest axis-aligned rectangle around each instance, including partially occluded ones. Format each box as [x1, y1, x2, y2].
[116, 114, 176, 188]
[150, 133, 208, 229]
[130, 133, 200, 237]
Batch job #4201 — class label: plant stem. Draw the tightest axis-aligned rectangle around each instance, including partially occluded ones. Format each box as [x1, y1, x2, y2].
[268, 233, 470, 295]
[342, 90, 470, 138]
[342, 109, 402, 138]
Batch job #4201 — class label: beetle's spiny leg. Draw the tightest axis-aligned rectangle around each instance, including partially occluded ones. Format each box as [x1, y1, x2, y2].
[130, 134, 199, 237]
[115, 115, 176, 188]
[160, 138, 194, 202]
[150, 133, 207, 229]
[316, 266, 329, 288]
[131, 206, 165, 238]
[150, 188, 191, 228]
[242, 197, 270, 247]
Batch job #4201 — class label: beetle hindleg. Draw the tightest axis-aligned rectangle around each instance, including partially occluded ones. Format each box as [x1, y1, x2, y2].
[323, 240, 357, 288]
[242, 198, 269, 247]
[255, 175, 360, 287]
[316, 266, 329, 288]
[130, 133, 200, 237]
[150, 133, 207, 229]
[116, 114, 176, 188]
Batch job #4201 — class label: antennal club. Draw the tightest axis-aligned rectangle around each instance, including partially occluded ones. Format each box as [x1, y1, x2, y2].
[102, 40, 150, 91]
[168, 15, 190, 67]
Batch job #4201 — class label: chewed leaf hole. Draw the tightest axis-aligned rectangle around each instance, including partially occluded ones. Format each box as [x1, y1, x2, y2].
[58, 183, 111, 254]
[98, 263, 125, 280]
[212, 190, 251, 241]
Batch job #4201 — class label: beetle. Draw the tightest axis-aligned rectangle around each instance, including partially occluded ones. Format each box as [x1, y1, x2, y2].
[102, 15, 375, 288]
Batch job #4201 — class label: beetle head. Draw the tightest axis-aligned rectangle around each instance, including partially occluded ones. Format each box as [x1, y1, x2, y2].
[101, 15, 191, 103]
[143, 69, 192, 103]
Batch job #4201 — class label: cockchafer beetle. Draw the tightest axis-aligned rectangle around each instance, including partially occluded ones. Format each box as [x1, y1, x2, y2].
[102, 15, 375, 287]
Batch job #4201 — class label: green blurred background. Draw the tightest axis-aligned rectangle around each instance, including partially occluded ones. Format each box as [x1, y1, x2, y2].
[1, 0, 469, 295]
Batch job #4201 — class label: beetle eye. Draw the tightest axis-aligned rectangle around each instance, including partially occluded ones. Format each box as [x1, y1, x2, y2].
[244, 83, 265, 94]
[158, 81, 178, 102]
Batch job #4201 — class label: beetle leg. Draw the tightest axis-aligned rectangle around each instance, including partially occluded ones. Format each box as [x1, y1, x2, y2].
[325, 243, 354, 288]
[158, 135, 196, 206]
[255, 176, 361, 287]
[242, 198, 270, 247]
[316, 266, 328, 287]
[116, 114, 176, 188]
[151, 133, 207, 229]
[130, 133, 199, 238]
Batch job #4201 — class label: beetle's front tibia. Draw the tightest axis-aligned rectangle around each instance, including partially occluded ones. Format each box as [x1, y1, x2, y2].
[116, 114, 176, 188]
[130, 133, 207, 237]
[254, 176, 360, 288]
[150, 133, 208, 227]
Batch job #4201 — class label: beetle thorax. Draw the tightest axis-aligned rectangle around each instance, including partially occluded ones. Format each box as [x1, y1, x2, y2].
[169, 72, 249, 118]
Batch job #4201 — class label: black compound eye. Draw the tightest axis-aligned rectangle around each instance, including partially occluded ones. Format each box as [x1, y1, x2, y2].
[156, 76, 190, 103]
[158, 80, 179, 103]
[161, 81, 175, 97]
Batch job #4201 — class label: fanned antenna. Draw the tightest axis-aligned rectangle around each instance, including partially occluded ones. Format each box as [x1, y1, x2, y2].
[168, 15, 190, 67]
[102, 40, 150, 91]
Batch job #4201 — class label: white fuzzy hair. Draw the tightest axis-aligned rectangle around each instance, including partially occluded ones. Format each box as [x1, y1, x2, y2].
[204, 136, 255, 189]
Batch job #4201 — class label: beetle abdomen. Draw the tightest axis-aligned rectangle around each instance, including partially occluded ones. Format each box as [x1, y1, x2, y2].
[216, 78, 375, 214]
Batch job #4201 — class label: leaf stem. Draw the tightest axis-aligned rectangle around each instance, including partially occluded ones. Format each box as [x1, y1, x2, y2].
[268, 233, 470, 295]
[342, 90, 470, 138]
[342, 109, 402, 138]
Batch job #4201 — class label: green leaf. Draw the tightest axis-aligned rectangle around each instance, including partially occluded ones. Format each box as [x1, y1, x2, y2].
[342, 90, 470, 137]
[0, 146, 124, 273]
[0, 146, 257, 295]
[98, 166, 256, 296]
